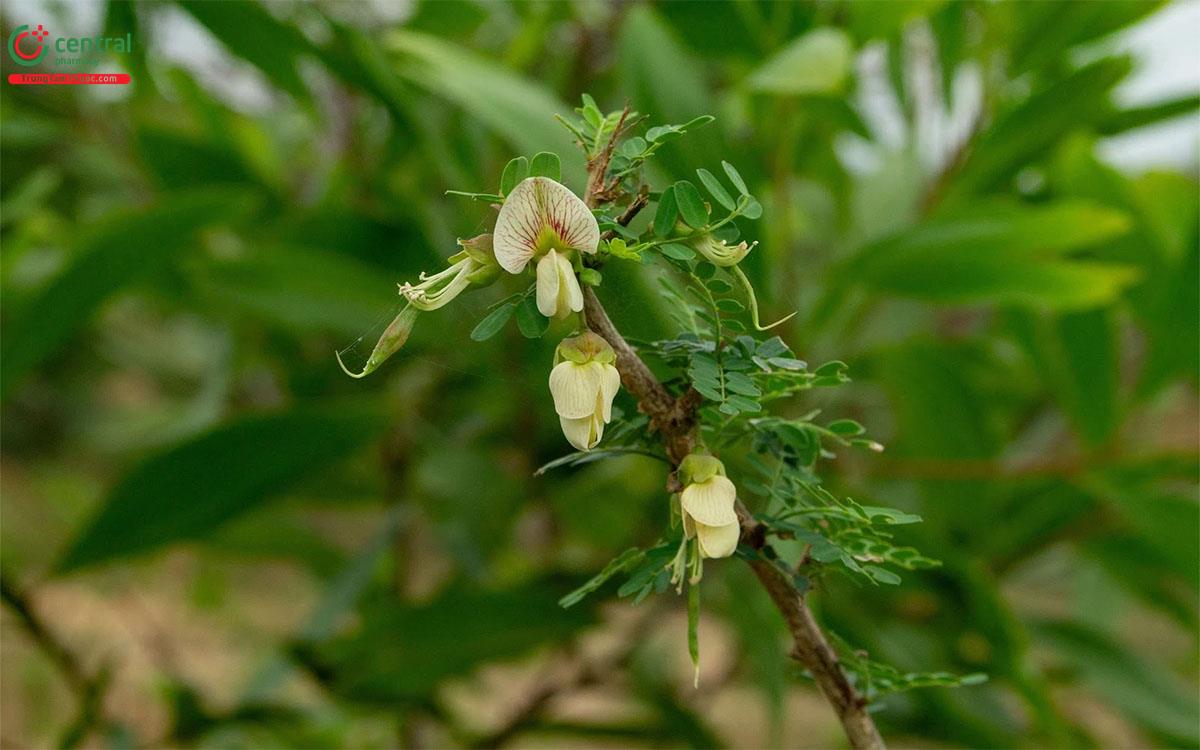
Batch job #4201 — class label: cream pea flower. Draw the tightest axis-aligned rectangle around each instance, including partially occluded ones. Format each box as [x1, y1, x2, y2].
[678, 454, 740, 559]
[399, 233, 500, 311]
[493, 176, 599, 319]
[338, 234, 498, 378]
[548, 331, 620, 451]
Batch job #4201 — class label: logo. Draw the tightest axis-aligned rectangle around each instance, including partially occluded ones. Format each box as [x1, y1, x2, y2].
[8, 24, 49, 67]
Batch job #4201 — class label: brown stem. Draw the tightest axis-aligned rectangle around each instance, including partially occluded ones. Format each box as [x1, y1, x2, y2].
[579, 145, 885, 747]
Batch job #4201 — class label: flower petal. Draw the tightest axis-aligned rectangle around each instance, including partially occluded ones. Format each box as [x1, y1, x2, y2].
[554, 251, 584, 317]
[680, 475, 738, 527]
[597, 363, 620, 423]
[695, 520, 740, 558]
[536, 250, 562, 317]
[559, 414, 601, 451]
[494, 177, 599, 274]
[548, 361, 603, 419]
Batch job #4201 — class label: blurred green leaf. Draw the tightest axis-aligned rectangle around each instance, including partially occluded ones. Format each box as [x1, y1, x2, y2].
[1, 188, 258, 399]
[1011, 308, 1119, 447]
[197, 244, 399, 335]
[1009, 1, 1165, 77]
[849, 202, 1139, 308]
[298, 579, 597, 703]
[943, 57, 1133, 201]
[616, 5, 716, 168]
[1032, 619, 1199, 746]
[386, 31, 583, 181]
[57, 404, 389, 572]
[848, 0, 949, 41]
[745, 28, 854, 95]
[177, 0, 318, 99]
[1098, 94, 1200, 137]
[136, 127, 259, 190]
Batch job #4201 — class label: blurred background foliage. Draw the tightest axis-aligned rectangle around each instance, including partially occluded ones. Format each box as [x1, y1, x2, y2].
[1, 0, 1197, 748]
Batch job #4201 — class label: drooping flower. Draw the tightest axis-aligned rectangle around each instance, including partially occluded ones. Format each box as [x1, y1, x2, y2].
[689, 233, 757, 267]
[337, 234, 498, 378]
[547, 331, 620, 451]
[399, 234, 500, 311]
[677, 453, 740, 559]
[493, 177, 599, 319]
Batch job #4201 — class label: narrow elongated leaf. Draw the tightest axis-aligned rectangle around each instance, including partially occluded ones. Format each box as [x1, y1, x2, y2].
[615, 5, 716, 171]
[57, 404, 389, 572]
[944, 57, 1133, 200]
[178, 0, 317, 99]
[386, 32, 582, 180]
[850, 202, 1138, 308]
[1032, 620, 1199, 746]
[1, 189, 258, 398]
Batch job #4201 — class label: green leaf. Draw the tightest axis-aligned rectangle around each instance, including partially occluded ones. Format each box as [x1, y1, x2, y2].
[863, 565, 901, 585]
[850, 202, 1139, 309]
[199, 244, 402, 336]
[722, 160, 749, 196]
[861, 506, 922, 525]
[661, 243, 697, 261]
[300, 579, 598, 703]
[178, 0, 318, 100]
[725, 395, 762, 413]
[515, 295, 549, 338]
[386, 32, 582, 178]
[739, 194, 763, 220]
[944, 57, 1133, 200]
[745, 28, 854, 95]
[654, 186, 679, 237]
[1013, 308, 1119, 447]
[1032, 620, 1199, 745]
[1, 188, 258, 399]
[674, 180, 709, 228]
[1098, 94, 1200, 137]
[470, 302, 517, 341]
[529, 151, 561, 181]
[559, 548, 645, 608]
[57, 405, 389, 572]
[696, 169, 735, 211]
[827, 419, 866, 436]
[616, 6, 715, 169]
[500, 156, 528, 194]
